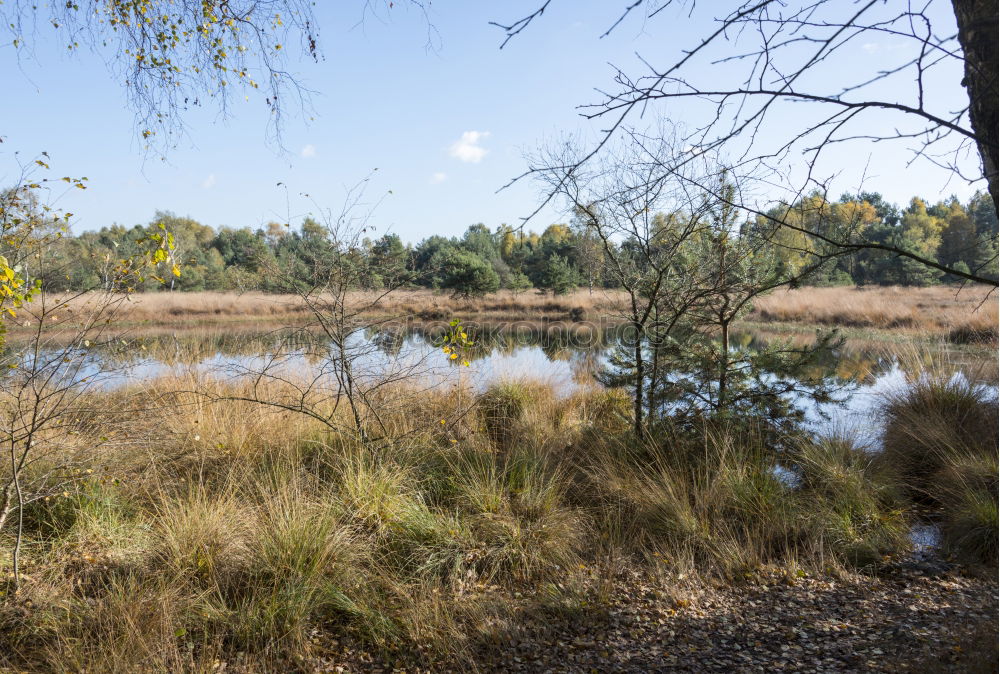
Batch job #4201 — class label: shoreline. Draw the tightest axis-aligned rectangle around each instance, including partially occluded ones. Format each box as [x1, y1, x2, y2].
[4, 287, 996, 348]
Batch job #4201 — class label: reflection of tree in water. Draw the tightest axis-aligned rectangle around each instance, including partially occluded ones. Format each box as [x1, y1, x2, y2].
[570, 349, 603, 387]
[75, 331, 280, 367]
[367, 327, 405, 358]
[731, 329, 877, 384]
[398, 322, 622, 364]
[25, 324, 994, 388]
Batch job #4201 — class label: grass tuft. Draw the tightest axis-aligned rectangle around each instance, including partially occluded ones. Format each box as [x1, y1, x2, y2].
[879, 369, 999, 566]
[0, 371, 994, 668]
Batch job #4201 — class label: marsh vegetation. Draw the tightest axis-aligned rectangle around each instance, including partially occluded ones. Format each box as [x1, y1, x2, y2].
[0, 362, 995, 670]
[2, 2, 998, 668]
[1, 147, 997, 673]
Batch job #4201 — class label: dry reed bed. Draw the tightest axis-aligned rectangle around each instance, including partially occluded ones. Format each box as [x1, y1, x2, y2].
[13, 287, 996, 341]
[751, 286, 998, 337]
[29, 290, 623, 324]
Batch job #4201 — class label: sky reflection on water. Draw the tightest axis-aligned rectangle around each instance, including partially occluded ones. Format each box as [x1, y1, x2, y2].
[14, 325, 996, 440]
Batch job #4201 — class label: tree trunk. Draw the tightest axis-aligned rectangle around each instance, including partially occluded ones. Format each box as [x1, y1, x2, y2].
[633, 325, 644, 440]
[648, 334, 660, 421]
[953, 0, 999, 210]
[718, 320, 729, 411]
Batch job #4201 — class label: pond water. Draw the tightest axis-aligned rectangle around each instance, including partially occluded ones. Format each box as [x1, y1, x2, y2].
[6, 322, 996, 441]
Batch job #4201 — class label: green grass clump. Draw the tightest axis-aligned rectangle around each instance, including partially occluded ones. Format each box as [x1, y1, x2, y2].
[443, 447, 582, 582]
[477, 380, 535, 448]
[880, 372, 996, 495]
[879, 371, 998, 566]
[936, 452, 999, 566]
[584, 427, 909, 576]
[794, 437, 908, 568]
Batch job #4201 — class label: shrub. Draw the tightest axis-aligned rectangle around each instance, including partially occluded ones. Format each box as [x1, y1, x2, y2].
[539, 253, 578, 295]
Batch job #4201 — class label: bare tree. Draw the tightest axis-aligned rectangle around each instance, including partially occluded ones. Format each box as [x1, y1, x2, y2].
[496, 0, 998, 286]
[533, 130, 721, 438]
[203, 178, 443, 447]
[534, 127, 848, 438]
[0, 163, 177, 589]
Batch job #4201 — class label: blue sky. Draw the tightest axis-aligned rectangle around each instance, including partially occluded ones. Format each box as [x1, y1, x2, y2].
[0, 1, 981, 241]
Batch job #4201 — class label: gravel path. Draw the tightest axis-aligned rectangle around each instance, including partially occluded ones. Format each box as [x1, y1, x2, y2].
[480, 569, 997, 673]
[311, 565, 998, 673]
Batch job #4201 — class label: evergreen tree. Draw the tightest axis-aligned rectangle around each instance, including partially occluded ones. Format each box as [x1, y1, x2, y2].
[938, 200, 978, 268]
[539, 253, 578, 295]
[439, 249, 500, 297]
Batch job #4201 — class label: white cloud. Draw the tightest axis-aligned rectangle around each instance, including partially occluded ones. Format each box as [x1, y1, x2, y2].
[202, 174, 216, 189]
[430, 172, 447, 184]
[862, 42, 879, 53]
[448, 131, 490, 163]
[300, 144, 317, 158]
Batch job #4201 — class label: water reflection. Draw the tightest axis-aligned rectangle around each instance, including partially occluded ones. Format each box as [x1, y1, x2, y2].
[6, 322, 995, 410]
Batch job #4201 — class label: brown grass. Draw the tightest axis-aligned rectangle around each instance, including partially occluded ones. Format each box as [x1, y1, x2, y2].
[0, 373, 988, 670]
[12, 286, 997, 341]
[19, 289, 622, 327]
[750, 286, 998, 336]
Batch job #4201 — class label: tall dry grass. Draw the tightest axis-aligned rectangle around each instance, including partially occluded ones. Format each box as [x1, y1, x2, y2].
[27, 289, 625, 326]
[15, 286, 997, 340]
[751, 286, 998, 338]
[878, 365, 999, 566]
[0, 373, 933, 670]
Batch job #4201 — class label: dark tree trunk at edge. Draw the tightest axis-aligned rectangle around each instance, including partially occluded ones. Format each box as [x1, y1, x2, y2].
[953, 0, 999, 210]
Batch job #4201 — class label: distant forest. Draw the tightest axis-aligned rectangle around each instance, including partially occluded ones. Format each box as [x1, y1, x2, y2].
[40, 190, 999, 294]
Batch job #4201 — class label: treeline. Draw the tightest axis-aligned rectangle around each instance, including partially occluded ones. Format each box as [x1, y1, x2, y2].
[37, 190, 998, 293]
[763, 191, 999, 286]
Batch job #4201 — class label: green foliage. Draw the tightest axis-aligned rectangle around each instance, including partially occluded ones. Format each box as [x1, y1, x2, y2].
[539, 253, 578, 295]
[438, 248, 500, 297]
[4, 187, 992, 295]
[761, 191, 997, 286]
[0, 168, 180, 347]
[368, 233, 412, 288]
[506, 270, 533, 293]
[655, 330, 846, 437]
[597, 183, 847, 438]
